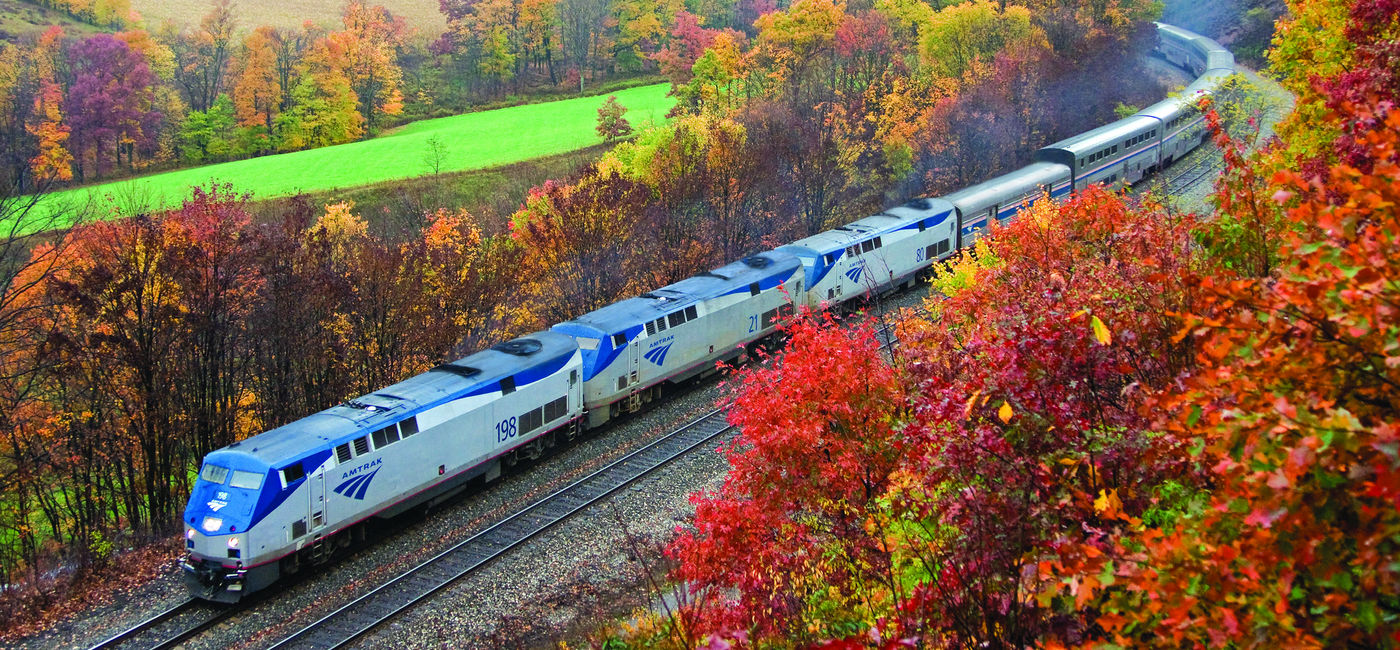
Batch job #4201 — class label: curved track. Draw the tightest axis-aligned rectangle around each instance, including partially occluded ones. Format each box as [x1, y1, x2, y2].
[266, 409, 734, 650]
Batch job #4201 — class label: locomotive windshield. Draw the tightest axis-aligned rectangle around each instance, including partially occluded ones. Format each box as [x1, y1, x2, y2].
[199, 464, 229, 484]
[229, 470, 262, 490]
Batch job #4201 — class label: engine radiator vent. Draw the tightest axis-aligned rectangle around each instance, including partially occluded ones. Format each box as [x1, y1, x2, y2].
[432, 363, 482, 378]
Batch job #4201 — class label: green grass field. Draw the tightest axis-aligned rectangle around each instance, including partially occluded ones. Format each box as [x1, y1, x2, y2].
[42, 83, 673, 220]
[131, 0, 448, 33]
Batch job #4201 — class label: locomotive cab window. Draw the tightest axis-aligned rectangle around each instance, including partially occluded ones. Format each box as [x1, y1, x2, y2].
[749, 282, 760, 296]
[399, 417, 418, 437]
[685, 305, 698, 320]
[500, 376, 516, 395]
[668, 312, 684, 328]
[611, 333, 627, 348]
[280, 462, 305, 486]
[200, 464, 229, 484]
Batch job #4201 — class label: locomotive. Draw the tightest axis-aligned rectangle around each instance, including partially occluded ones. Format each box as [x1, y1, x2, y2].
[181, 22, 1235, 601]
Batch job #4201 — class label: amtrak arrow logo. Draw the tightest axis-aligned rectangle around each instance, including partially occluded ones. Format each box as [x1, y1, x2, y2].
[334, 467, 379, 500]
[845, 259, 867, 283]
[643, 341, 674, 366]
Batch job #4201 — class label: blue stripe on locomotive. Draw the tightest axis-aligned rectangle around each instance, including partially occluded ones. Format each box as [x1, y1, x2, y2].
[551, 322, 644, 381]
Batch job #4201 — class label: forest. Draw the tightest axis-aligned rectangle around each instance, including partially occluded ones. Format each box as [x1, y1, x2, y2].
[605, 0, 1397, 645]
[0, 0, 1173, 626]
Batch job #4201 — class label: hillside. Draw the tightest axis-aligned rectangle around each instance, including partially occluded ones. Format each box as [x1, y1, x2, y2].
[41, 83, 673, 220]
[0, 0, 102, 40]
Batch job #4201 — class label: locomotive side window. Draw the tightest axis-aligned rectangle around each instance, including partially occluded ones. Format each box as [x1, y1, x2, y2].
[873, 236, 882, 248]
[353, 436, 369, 456]
[937, 240, 951, 255]
[281, 463, 305, 485]
[500, 376, 516, 395]
[685, 305, 698, 320]
[399, 417, 418, 437]
[749, 283, 760, 296]
[336, 443, 352, 463]
[611, 333, 627, 348]
[668, 312, 684, 328]
[200, 464, 229, 484]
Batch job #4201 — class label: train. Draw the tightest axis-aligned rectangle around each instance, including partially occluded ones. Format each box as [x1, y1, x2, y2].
[181, 22, 1235, 602]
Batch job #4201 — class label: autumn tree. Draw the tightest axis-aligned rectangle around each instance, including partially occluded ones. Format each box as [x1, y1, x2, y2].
[277, 40, 365, 149]
[595, 95, 633, 142]
[233, 26, 286, 147]
[328, 2, 409, 135]
[506, 169, 652, 329]
[919, 0, 1034, 80]
[25, 27, 72, 185]
[671, 313, 908, 642]
[64, 34, 163, 178]
[172, 0, 238, 113]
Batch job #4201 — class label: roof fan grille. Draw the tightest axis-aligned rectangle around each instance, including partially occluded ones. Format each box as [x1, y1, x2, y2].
[905, 198, 932, 210]
[741, 255, 772, 269]
[492, 338, 544, 356]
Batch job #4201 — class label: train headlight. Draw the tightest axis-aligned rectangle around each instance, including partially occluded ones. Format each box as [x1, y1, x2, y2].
[227, 537, 239, 549]
[201, 516, 223, 533]
[186, 528, 196, 540]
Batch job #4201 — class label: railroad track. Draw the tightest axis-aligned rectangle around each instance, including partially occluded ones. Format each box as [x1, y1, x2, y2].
[265, 409, 735, 650]
[89, 597, 239, 650]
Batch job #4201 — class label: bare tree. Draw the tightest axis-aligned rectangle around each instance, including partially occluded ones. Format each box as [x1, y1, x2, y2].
[422, 135, 449, 176]
[559, 0, 608, 92]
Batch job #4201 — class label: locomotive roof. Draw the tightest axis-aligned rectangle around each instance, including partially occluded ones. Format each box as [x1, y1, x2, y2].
[1037, 114, 1161, 157]
[779, 198, 956, 256]
[210, 331, 578, 467]
[552, 251, 802, 337]
[941, 162, 1071, 211]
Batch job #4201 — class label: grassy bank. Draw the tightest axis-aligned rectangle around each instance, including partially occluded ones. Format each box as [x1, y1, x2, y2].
[42, 83, 673, 223]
